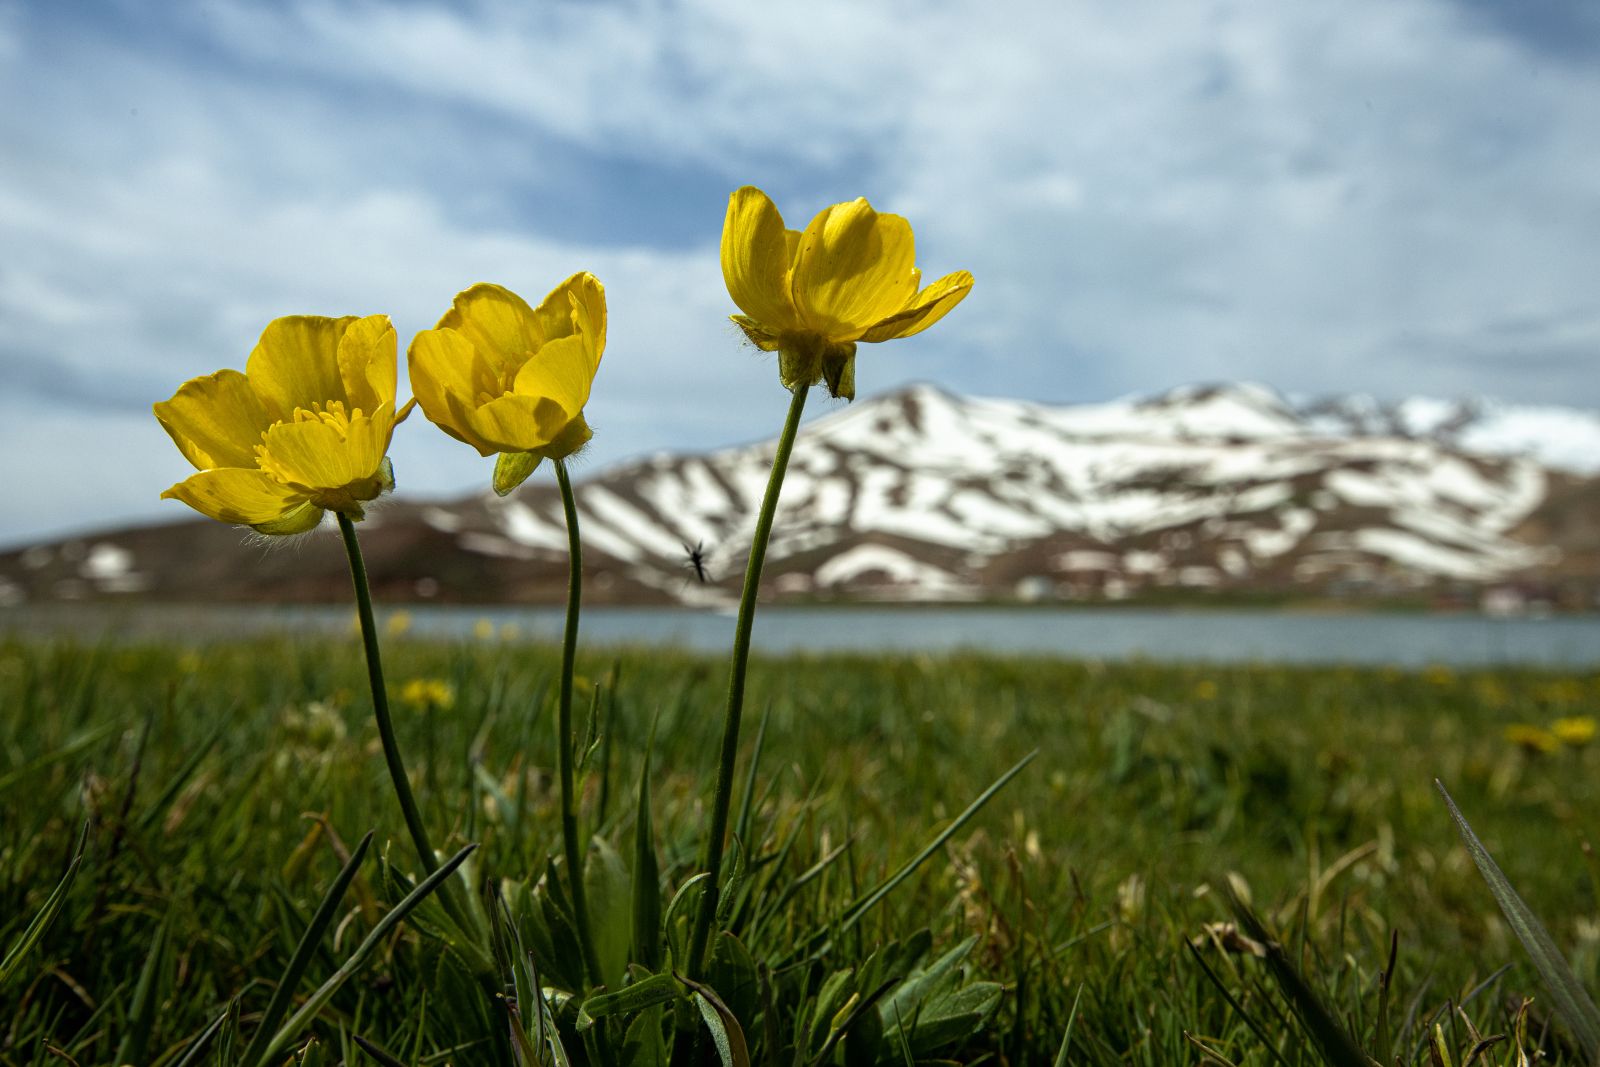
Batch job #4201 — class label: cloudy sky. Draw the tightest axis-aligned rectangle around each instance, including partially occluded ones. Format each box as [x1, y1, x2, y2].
[3, 0, 1598, 547]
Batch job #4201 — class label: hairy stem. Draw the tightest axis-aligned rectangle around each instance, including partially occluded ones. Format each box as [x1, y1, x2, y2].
[555, 460, 603, 987]
[687, 381, 810, 978]
[336, 512, 471, 933]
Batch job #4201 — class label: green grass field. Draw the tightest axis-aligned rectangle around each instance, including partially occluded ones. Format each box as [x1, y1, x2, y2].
[3, 634, 1599, 1065]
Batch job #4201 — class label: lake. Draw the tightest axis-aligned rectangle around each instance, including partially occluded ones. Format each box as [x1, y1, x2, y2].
[3, 603, 1597, 668]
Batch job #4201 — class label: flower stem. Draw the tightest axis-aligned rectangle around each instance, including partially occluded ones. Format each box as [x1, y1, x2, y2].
[555, 459, 603, 988]
[336, 511, 471, 933]
[687, 381, 810, 978]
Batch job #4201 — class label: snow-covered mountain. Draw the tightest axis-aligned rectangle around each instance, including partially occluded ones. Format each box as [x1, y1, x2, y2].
[1298, 391, 1600, 475]
[4, 383, 1598, 609]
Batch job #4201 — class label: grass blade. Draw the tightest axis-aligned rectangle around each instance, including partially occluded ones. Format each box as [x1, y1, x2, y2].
[1052, 983, 1083, 1067]
[0, 821, 86, 986]
[840, 750, 1034, 931]
[1186, 941, 1295, 1067]
[1225, 885, 1370, 1067]
[239, 829, 375, 1067]
[632, 738, 662, 972]
[1437, 779, 1600, 1060]
[734, 701, 771, 848]
[112, 913, 169, 1067]
[0, 719, 123, 796]
[171, 1001, 234, 1067]
[353, 1033, 412, 1066]
[137, 719, 226, 830]
[263, 842, 479, 1060]
[682, 975, 752, 1067]
[793, 750, 1036, 962]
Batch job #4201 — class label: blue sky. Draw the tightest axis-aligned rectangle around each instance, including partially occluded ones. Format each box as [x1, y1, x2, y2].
[3, 0, 1598, 547]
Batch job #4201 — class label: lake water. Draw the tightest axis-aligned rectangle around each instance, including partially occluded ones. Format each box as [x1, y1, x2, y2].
[4, 603, 1598, 668]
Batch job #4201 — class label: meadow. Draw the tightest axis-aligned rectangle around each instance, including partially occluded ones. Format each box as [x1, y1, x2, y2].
[4, 634, 1598, 1065]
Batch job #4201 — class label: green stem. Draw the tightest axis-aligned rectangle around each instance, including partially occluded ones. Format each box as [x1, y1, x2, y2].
[336, 511, 471, 933]
[687, 381, 810, 978]
[555, 460, 603, 987]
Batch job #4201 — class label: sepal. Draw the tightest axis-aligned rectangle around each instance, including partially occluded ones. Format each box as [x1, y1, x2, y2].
[493, 451, 542, 496]
[250, 501, 325, 536]
[821, 344, 857, 401]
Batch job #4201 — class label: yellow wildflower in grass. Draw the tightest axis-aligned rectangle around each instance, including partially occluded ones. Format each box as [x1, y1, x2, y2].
[385, 610, 413, 638]
[1471, 676, 1509, 708]
[408, 274, 606, 496]
[1503, 723, 1559, 755]
[155, 315, 412, 533]
[721, 186, 973, 400]
[1538, 679, 1584, 707]
[399, 678, 455, 712]
[1552, 716, 1597, 748]
[473, 617, 496, 641]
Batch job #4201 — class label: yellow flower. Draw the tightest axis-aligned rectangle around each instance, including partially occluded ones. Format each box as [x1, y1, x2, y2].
[399, 677, 455, 712]
[385, 610, 413, 638]
[1423, 665, 1455, 687]
[155, 315, 412, 533]
[1503, 723, 1559, 755]
[720, 186, 973, 401]
[1552, 716, 1597, 747]
[408, 274, 606, 496]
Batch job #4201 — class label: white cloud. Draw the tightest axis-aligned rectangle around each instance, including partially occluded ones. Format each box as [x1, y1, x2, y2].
[202, 0, 914, 170]
[2, 0, 1599, 545]
[185, 0, 1600, 403]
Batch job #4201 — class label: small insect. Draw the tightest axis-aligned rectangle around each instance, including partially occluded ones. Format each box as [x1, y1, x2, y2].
[683, 541, 709, 583]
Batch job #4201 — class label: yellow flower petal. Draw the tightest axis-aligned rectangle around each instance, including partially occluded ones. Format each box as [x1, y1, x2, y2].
[553, 272, 607, 375]
[512, 333, 593, 421]
[409, 327, 492, 450]
[859, 270, 975, 343]
[153, 369, 273, 470]
[257, 407, 391, 498]
[720, 187, 971, 400]
[244, 316, 360, 418]
[454, 392, 572, 455]
[525, 274, 592, 346]
[437, 284, 542, 381]
[791, 198, 919, 341]
[336, 314, 398, 413]
[721, 187, 802, 336]
[161, 468, 312, 526]
[415, 275, 606, 460]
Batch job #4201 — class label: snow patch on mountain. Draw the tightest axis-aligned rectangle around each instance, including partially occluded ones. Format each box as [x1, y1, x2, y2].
[4, 381, 1594, 608]
[473, 380, 1590, 602]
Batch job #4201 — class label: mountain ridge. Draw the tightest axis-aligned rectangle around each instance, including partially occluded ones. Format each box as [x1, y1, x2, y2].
[3, 382, 1597, 611]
